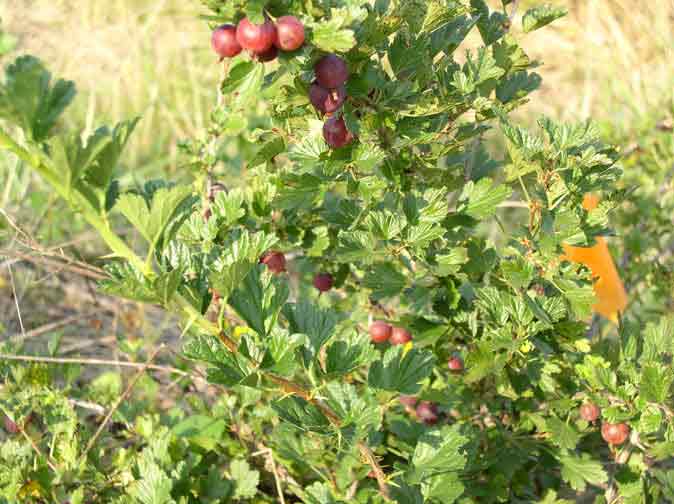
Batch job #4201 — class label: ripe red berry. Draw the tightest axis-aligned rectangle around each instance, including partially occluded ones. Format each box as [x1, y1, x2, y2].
[369, 321, 392, 343]
[236, 18, 276, 54]
[398, 395, 417, 408]
[323, 116, 352, 148]
[274, 16, 305, 51]
[313, 273, 334, 292]
[211, 24, 242, 58]
[415, 401, 439, 425]
[309, 82, 346, 114]
[390, 326, 412, 345]
[579, 402, 601, 422]
[315, 54, 349, 88]
[260, 251, 286, 274]
[3, 416, 19, 434]
[447, 356, 464, 374]
[255, 44, 278, 62]
[601, 422, 630, 445]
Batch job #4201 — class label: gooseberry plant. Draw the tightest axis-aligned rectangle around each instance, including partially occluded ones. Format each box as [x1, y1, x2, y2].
[1, 0, 674, 502]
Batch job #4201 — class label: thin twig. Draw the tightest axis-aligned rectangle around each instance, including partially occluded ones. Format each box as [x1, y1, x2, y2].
[358, 442, 391, 501]
[78, 345, 164, 465]
[7, 311, 104, 342]
[252, 447, 286, 504]
[1, 248, 107, 281]
[0, 405, 60, 473]
[68, 399, 106, 415]
[20, 422, 60, 473]
[0, 353, 190, 378]
[6, 263, 26, 338]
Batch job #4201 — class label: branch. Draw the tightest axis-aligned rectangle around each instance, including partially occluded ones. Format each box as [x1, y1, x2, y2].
[78, 345, 163, 465]
[0, 353, 191, 378]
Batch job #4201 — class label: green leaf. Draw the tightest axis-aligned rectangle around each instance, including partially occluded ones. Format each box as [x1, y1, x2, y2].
[410, 425, 468, 482]
[434, 248, 469, 276]
[363, 263, 407, 300]
[260, 329, 299, 376]
[221, 60, 265, 108]
[230, 459, 259, 500]
[640, 363, 673, 403]
[99, 262, 157, 303]
[501, 256, 535, 290]
[458, 178, 512, 219]
[272, 396, 332, 435]
[209, 230, 278, 300]
[325, 382, 381, 445]
[210, 188, 246, 228]
[87, 118, 140, 190]
[406, 222, 446, 250]
[49, 128, 112, 192]
[496, 71, 542, 103]
[556, 278, 595, 320]
[464, 341, 508, 384]
[116, 184, 194, 249]
[642, 315, 674, 362]
[546, 416, 580, 450]
[183, 334, 252, 386]
[172, 415, 227, 451]
[303, 482, 340, 504]
[0, 55, 76, 142]
[283, 301, 337, 367]
[575, 355, 618, 391]
[368, 346, 436, 394]
[131, 456, 173, 504]
[522, 5, 567, 33]
[367, 210, 406, 240]
[229, 266, 289, 338]
[310, 19, 357, 53]
[558, 452, 608, 492]
[335, 230, 378, 264]
[249, 137, 285, 168]
[324, 332, 377, 378]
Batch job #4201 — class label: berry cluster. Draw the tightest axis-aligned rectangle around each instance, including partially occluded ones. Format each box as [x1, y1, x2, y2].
[578, 402, 631, 446]
[310, 55, 353, 149]
[211, 15, 305, 63]
[259, 251, 334, 294]
[368, 321, 412, 345]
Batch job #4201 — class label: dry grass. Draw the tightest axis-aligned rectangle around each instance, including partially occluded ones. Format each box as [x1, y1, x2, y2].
[2, 0, 218, 171]
[519, 0, 674, 129]
[3, 0, 672, 158]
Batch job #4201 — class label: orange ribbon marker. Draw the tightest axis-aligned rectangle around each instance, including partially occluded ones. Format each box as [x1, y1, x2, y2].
[561, 194, 628, 323]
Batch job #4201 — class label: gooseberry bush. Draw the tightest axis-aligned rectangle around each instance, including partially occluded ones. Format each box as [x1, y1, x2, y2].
[1, 0, 674, 502]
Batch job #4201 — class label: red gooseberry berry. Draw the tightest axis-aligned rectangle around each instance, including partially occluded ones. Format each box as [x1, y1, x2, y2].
[236, 18, 276, 54]
[579, 402, 601, 422]
[601, 422, 630, 445]
[211, 24, 242, 59]
[390, 326, 412, 345]
[274, 16, 305, 51]
[313, 273, 334, 292]
[259, 251, 286, 274]
[255, 45, 278, 62]
[447, 356, 464, 374]
[415, 401, 439, 425]
[323, 116, 353, 149]
[309, 82, 346, 114]
[315, 54, 349, 88]
[369, 321, 392, 343]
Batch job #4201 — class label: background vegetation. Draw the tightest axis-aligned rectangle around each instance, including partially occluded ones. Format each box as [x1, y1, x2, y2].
[0, 0, 672, 501]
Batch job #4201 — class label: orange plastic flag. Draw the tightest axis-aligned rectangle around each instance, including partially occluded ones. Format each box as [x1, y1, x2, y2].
[561, 194, 628, 323]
